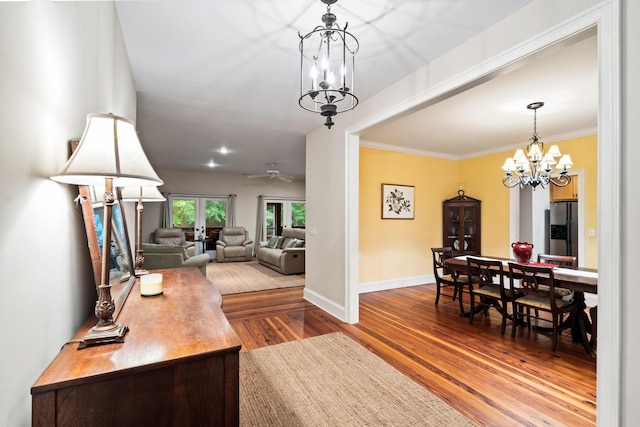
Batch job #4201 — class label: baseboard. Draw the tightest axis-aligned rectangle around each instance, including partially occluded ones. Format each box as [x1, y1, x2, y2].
[359, 274, 435, 294]
[303, 287, 346, 321]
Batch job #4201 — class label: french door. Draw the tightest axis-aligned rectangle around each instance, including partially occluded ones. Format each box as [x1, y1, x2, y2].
[169, 196, 227, 249]
[264, 200, 306, 238]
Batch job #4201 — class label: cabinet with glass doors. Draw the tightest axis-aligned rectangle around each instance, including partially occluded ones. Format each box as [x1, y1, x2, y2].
[443, 191, 481, 256]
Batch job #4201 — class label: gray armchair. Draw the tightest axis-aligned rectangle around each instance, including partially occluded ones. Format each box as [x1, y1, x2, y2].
[151, 227, 195, 257]
[216, 227, 253, 262]
[141, 243, 210, 276]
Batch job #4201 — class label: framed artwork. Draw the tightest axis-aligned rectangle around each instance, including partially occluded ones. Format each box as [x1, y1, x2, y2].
[381, 184, 414, 219]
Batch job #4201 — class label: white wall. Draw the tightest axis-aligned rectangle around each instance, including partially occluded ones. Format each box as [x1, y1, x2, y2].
[531, 187, 550, 258]
[0, 1, 136, 425]
[303, 128, 350, 320]
[518, 187, 534, 243]
[621, 0, 640, 422]
[518, 186, 551, 257]
[141, 169, 305, 243]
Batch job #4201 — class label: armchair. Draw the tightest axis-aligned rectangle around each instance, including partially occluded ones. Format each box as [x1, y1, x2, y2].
[141, 243, 210, 276]
[216, 227, 253, 262]
[151, 227, 195, 257]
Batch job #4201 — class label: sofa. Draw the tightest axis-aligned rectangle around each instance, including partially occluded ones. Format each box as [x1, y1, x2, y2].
[141, 243, 210, 276]
[215, 227, 253, 262]
[256, 228, 305, 275]
[150, 227, 196, 257]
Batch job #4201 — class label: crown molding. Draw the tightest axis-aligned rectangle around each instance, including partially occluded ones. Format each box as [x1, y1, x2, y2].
[361, 126, 597, 160]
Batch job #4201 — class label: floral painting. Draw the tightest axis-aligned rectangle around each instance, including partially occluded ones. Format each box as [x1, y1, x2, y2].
[382, 184, 414, 219]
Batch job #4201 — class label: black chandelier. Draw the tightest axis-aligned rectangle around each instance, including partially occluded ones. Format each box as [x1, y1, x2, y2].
[299, 0, 359, 129]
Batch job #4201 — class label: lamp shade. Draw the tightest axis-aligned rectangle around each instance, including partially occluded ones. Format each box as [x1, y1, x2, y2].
[120, 186, 166, 202]
[51, 113, 163, 187]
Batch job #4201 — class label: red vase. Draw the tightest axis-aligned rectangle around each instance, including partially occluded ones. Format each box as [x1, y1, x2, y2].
[512, 241, 534, 262]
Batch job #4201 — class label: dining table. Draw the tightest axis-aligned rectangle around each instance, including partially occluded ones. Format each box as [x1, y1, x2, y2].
[444, 255, 598, 358]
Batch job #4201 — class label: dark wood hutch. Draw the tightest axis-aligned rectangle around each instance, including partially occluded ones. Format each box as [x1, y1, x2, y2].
[443, 191, 481, 256]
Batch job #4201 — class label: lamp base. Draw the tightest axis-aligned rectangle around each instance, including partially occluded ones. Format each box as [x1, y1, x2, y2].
[78, 322, 129, 350]
[135, 268, 150, 277]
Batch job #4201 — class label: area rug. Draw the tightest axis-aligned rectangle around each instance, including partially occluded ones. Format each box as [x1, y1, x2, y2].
[207, 260, 304, 295]
[239, 332, 475, 426]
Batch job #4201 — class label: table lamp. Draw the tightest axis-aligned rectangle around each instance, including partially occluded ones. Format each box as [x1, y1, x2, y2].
[51, 113, 163, 349]
[120, 186, 166, 276]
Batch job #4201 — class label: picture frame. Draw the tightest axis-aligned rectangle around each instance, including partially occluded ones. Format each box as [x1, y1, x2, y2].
[381, 184, 415, 219]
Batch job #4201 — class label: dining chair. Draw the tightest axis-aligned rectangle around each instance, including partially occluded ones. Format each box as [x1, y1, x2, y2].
[535, 254, 576, 315]
[508, 262, 578, 351]
[537, 253, 577, 268]
[467, 257, 522, 335]
[538, 254, 596, 351]
[431, 247, 469, 306]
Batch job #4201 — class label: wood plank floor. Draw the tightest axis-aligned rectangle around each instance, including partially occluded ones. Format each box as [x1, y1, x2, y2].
[222, 284, 596, 426]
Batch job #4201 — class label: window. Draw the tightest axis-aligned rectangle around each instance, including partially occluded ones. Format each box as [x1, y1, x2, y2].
[291, 202, 306, 228]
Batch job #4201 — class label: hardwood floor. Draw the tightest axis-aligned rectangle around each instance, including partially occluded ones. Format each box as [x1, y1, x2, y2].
[222, 284, 596, 426]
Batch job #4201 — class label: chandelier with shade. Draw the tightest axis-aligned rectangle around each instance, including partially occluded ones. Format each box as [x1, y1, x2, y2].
[501, 102, 573, 189]
[298, 0, 359, 129]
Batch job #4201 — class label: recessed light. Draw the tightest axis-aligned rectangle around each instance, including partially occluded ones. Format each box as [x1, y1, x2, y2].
[208, 160, 216, 168]
[218, 147, 230, 155]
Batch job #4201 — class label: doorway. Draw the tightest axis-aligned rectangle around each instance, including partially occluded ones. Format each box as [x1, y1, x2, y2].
[514, 169, 586, 267]
[266, 203, 283, 237]
[344, 9, 619, 423]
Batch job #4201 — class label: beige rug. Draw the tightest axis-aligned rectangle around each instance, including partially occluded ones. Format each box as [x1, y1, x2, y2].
[240, 333, 475, 426]
[207, 259, 304, 295]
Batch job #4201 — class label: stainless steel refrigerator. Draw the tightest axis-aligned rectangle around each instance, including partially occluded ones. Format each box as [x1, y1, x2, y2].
[547, 201, 578, 257]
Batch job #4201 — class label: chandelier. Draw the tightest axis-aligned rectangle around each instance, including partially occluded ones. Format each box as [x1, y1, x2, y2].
[298, 0, 359, 129]
[501, 102, 573, 189]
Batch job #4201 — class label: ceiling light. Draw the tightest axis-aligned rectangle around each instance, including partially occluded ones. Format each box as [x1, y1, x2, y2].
[299, 0, 359, 129]
[501, 102, 573, 190]
[208, 159, 216, 168]
[218, 147, 230, 155]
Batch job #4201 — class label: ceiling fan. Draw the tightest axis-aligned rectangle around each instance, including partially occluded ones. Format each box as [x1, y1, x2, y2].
[247, 163, 294, 183]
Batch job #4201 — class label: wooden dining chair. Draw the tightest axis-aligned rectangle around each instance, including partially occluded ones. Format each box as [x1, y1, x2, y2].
[431, 247, 468, 306]
[508, 262, 578, 351]
[537, 254, 596, 351]
[467, 257, 522, 335]
[537, 253, 577, 268]
[535, 254, 576, 314]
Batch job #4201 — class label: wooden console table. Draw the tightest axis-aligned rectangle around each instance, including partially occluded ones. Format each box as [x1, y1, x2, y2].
[31, 268, 241, 426]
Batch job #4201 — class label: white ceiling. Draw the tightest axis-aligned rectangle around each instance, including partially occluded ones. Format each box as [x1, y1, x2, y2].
[361, 31, 598, 158]
[115, 0, 597, 180]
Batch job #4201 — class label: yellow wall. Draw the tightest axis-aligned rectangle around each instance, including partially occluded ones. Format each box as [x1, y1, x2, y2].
[359, 134, 598, 283]
[458, 134, 598, 267]
[457, 151, 512, 258]
[359, 148, 458, 282]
